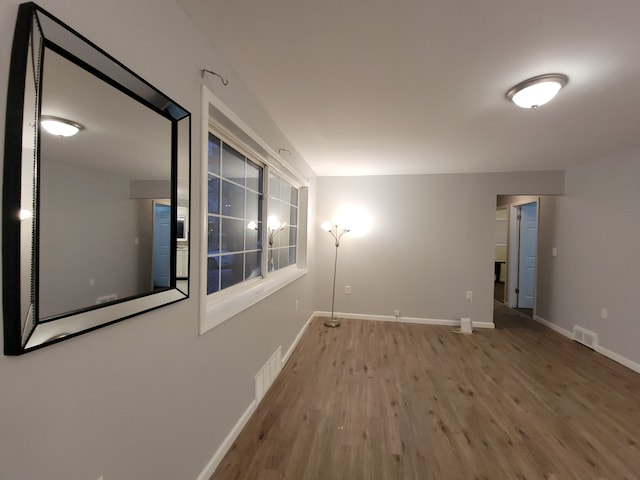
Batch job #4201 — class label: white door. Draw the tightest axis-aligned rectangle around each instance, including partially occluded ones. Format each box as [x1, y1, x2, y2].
[517, 202, 537, 308]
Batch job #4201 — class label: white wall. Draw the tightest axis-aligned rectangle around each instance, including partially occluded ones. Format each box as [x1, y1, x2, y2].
[536, 147, 640, 367]
[0, 1, 315, 479]
[314, 171, 564, 326]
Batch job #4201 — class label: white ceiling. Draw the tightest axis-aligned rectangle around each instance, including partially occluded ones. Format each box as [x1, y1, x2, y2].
[178, 0, 640, 177]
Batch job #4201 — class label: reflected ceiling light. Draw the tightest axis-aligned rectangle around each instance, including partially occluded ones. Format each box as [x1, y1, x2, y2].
[40, 115, 83, 137]
[507, 74, 569, 109]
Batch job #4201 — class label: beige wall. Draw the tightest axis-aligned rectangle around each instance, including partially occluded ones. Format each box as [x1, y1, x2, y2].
[314, 171, 564, 325]
[536, 147, 640, 366]
[39, 160, 146, 317]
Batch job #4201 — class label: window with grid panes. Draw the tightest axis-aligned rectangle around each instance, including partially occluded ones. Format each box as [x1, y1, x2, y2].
[267, 173, 298, 272]
[207, 133, 263, 294]
[206, 132, 300, 296]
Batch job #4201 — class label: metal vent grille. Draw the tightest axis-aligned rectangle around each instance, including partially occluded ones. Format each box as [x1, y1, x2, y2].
[573, 326, 598, 350]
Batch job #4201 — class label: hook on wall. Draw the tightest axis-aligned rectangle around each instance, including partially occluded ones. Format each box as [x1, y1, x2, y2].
[201, 69, 229, 86]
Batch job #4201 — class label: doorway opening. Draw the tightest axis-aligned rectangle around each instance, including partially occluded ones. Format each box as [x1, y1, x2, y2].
[495, 196, 540, 319]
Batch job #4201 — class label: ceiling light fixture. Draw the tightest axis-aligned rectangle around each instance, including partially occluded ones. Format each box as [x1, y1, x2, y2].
[40, 115, 84, 137]
[507, 73, 569, 109]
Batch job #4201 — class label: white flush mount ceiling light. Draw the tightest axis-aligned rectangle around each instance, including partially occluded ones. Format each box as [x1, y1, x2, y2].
[507, 74, 569, 109]
[40, 115, 84, 137]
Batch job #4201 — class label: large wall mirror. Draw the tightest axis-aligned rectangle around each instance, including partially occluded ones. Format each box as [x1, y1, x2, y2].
[3, 2, 191, 354]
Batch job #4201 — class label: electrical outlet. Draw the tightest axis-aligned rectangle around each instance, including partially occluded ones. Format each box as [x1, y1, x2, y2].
[345, 285, 351, 294]
[465, 291, 473, 301]
[600, 308, 608, 320]
[394, 309, 400, 317]
[295, 300, 299, 311]
[89, 278, 95, 287]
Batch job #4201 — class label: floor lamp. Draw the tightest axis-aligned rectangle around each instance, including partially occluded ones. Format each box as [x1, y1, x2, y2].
[321, 220, 350, 327]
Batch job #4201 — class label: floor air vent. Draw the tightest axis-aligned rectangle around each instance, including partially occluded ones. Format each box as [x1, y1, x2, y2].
[573, 326, 598, 350]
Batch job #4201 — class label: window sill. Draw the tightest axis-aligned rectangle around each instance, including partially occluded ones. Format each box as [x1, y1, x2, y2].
[200, 267, 307, 334]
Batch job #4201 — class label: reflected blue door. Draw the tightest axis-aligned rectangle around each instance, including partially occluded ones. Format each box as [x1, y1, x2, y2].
[153, 203, 171, 288]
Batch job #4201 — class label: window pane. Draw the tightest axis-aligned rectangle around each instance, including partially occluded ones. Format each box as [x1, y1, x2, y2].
[280, 180, 291, 205]
[246, 220, 261, 251]
[208, 176, 220, 214]
[268, 248, 277, 272]
[208, 133, 220, 175]
[207, 257, 220, 294]
[246, 191, 261, 223]
[221, 253, 244, 289]
[222, 145, 245, 185]
[278, 248, 290, 269]
[279, 202, 290, 232]
[289, 205, 298, 227]
[268, 198, 280, 221]
[289, 246, 297, 265]
[269, 173, 280, 199]
[221, 180, 245, 218]
[245, 251, 261, 280]
[289, 226, 297, 246]
[290, 187, 298, 205]
[270, 228, 283, 249]
[208, 217, 219, 254]
[221, 218, 245, 253]
[246, 159, 262, 192]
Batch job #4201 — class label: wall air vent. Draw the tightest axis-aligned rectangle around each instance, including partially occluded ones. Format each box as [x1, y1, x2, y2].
[573, 326, 598, 350]
[255, 346, 282, 403]
[96, 294, 118, 305]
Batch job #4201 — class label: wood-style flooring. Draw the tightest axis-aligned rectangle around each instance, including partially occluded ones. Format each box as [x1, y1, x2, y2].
[210, 304, 640, 479]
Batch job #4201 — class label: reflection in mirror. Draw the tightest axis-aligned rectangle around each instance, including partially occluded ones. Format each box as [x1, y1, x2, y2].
[39, 49, 173, 319]
[2, 3, 191, 354]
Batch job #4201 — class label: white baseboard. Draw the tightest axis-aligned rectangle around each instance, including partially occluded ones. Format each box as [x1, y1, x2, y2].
[282, 313, 315, 365]
[533, 314, 573, 338]
[312, 311, 495, 329]
[196, 312, 315, 480]
[196, 398, 257, 480]
[534, 315, 640, 374]
[595, 345, 640, 374]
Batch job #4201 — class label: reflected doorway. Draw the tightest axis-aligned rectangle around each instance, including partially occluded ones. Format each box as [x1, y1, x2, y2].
[152, 202, 171, 288]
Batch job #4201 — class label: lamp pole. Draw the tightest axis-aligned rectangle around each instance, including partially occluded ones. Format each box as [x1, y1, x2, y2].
[322, 222, 349, 327]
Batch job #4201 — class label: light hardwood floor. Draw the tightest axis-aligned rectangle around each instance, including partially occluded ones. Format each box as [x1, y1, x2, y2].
[210, 304, 640, 479]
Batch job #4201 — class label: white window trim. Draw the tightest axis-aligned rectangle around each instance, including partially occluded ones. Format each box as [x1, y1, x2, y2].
[200, 267, 307, 333]
[200, 85, 308, 335]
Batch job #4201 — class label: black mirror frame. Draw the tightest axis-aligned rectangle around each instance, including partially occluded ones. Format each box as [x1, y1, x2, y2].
[2, 2, 191, 355]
